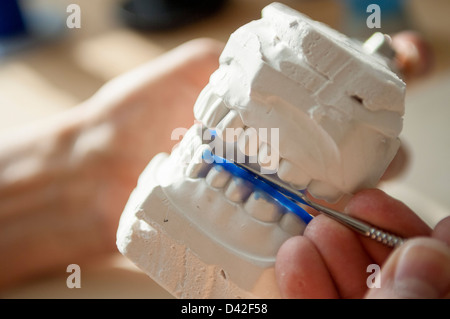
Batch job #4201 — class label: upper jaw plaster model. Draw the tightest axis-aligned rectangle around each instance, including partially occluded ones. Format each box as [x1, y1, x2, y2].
[117, 3, 405, 298]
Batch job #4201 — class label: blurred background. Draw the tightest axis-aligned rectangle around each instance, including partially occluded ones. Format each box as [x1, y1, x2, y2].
[1, 0, 449, 298]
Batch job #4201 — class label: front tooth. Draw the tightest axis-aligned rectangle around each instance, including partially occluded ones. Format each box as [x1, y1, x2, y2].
[185, 144, 213, 178]
[258, 142, 280, 174]
[216, 110, 245, 142]
[307, 180, 343, 203]
[205, 165, 231, 189]
[193, 84, 211, 118]
[204, 100, 229, 129]
[277, 159, 311, 190]
[244, 191, 283, 223]
[224, 177, 252, 203]
[194, 85, 230, 128]
[177, 125, 203, 166]
[279, 212, 307, 236]
[198, 96, 229, 129]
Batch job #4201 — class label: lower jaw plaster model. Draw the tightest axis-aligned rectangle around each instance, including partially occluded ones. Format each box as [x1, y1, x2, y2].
[116, 3, 405, 298]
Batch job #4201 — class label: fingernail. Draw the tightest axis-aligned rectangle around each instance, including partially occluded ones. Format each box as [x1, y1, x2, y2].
[393, 239, 450, 298]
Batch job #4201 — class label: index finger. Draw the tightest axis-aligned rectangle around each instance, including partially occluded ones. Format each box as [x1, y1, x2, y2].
[344, 188, 431, 264]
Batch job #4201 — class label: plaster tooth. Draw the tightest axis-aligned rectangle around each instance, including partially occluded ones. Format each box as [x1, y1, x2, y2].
[216, 110, 245, 143]
[277, 159, 311, 190]
[194, 85, 230, 128]
[224, 177, 253, 203]
[185, 144, 213, 179]
[279, 212, 307, 236]
[307, 180, 343, 203]
[176, 124, 203, 167]
[244, 191, 283, 223]
[193, 84, 212, 118]
[205, 165, 231, 189]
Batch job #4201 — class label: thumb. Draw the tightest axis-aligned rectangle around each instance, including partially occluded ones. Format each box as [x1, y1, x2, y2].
[365, 237, 450, 299]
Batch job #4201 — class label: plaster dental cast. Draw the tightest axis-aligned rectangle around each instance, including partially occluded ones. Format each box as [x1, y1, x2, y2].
[116, 3, 449, 298]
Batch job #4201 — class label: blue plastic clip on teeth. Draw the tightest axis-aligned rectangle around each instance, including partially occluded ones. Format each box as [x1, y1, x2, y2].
[202, 148, 313, 224]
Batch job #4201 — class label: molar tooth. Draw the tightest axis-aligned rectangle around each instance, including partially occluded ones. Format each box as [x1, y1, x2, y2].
[279, 212, 307, 236]
[307, 180, 343, 203]
[216, 110, 245, 142]
[244, 191, 283, 223]
[224, 177, 253, 203]
[258, 142, 280, 174]
[205, 165, 231, 189]
[185, 144, 213, 179]
[277, 159, 311, 190]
